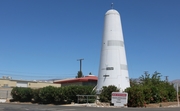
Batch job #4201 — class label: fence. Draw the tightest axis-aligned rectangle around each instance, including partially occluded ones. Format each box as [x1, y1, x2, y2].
[0, 88, 12, 99]
[76, 95, 96, 103]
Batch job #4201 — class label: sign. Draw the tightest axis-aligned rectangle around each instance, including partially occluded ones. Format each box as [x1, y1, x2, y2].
[111, 92, 128, 107]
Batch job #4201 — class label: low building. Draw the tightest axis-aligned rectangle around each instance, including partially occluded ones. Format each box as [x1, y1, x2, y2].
[0, 78, 61, 88]
[0, 79, 16, 88]
[53, 75, 97, 87]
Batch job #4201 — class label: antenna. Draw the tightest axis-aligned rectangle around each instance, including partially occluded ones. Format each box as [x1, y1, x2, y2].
[111, 3, 114, 9]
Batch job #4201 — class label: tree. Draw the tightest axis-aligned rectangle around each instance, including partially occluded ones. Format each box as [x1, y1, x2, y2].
[126, 71, 177, 107]
[76, 71, 84, 78]
[139, 71, 162, 86]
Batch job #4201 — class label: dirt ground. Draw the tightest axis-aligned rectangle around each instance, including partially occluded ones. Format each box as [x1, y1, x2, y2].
[146, 102, 179, 108]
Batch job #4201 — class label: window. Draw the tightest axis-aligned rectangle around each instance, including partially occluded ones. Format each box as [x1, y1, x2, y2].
[106, 67, 114, 70]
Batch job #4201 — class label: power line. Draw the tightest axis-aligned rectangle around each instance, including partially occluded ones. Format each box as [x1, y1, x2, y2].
[0, 73, 75, 77]
[0, 72, 76, 81]
[0, 69, 72, 75]
[0, 69, 76, 76]
[0, 69, 81, 80]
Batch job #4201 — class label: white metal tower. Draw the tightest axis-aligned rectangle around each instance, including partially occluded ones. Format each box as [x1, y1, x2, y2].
[97, 8, 130, 93]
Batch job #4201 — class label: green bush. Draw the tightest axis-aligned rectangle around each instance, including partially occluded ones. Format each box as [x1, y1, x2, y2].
[11, 85, 95, 104]
[11, 87, 21, 101]
[165, 83, 176, 102]
[125, 86, 145, 107]
[53, 87, 66, 104]
[63, 85, 95, 103]
[11, 87, 33, 102]
[32, 88, 41, 103]
[150, 86, 161, 103]
[20, 88, 33, 102]
[125, 71, 177, 107]
[11, 85, 111, 103]
[39, 86, 57, 104]
[143, 86, 151, 104]
[99, 85, 119, 102]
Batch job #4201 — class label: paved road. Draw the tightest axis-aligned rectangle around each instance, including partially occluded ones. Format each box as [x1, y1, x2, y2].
[0, 103, 180, 111]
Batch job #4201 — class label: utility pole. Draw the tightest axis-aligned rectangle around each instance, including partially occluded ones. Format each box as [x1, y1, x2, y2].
[165, 76, 168, 82]
[177, 83, 179, 107]
[77, 58, 84, 72]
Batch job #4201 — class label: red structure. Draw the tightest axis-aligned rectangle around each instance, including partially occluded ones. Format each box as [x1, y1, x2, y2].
[54, 75, 97, 87]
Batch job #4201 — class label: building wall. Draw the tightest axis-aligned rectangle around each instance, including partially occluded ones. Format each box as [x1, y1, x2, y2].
[61, 82, 83, 87]
[0, 79, 61, 88]
[60, 81, 97, 87]
[0, 79, 16, 87]
[28, 82, 61, 88]
[17, 81, 28, 87]
[82, 81, 97, 86]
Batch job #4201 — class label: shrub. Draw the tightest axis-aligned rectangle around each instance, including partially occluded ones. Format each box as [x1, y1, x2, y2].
[11, 87, 21, 101]
[143, 86, 151, 104]
[53, 87, 66, 104]
[63, 85, 95, 103]
[11, 87, 33, 102]
[125, 71, 177, 107]
[32, 88, 41, 103]
[99, 85, 119, 102]
[166, 83, 176, 101]
[11, 85, 96, 104]
[39, 86, 57, 104]
[125, 86, 145, 107]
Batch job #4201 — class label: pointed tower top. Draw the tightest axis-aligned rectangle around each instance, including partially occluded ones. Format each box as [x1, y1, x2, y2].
[111, 3, 114, 9]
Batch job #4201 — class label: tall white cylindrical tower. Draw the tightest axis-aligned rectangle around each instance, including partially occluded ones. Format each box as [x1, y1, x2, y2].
[97, 9, 130, 93]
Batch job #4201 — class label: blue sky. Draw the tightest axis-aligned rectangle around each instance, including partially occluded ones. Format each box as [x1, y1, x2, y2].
[0, 0, 180, 81]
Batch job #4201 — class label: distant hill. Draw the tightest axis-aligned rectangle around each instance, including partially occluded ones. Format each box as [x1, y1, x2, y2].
[130, 78, 180, 84]
[170, 79, 180, 84]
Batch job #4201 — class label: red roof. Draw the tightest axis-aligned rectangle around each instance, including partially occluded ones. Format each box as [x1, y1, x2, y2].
[54, 75, 98, 84]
